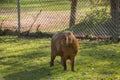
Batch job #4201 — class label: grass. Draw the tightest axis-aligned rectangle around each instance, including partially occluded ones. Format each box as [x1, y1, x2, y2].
[0, 0, 92, 10]
[0, 36, 120, 80]
[0, 15, 17, 21]
[0, 0, 71, 10]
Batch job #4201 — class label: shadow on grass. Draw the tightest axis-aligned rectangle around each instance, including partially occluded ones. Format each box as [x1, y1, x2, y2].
[0, 38, 64, 80]
[0, 51, 51, 80]
[0, 49, 48, 60]
[4, 67, 51, 80]
[0, 49, 3, 53]
[1, 52, 65, 80]
[0, 36, 20, 43]
[3, 64, 65, 80]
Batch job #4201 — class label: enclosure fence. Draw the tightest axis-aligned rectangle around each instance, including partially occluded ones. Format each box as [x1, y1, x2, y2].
[0, 0, 120, 40]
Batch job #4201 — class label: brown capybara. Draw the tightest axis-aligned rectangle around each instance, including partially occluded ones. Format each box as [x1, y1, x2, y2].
[50, 31, 79, 71]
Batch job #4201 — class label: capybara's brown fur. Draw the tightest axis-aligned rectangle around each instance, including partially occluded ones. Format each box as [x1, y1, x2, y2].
[50, 31, 79, 71]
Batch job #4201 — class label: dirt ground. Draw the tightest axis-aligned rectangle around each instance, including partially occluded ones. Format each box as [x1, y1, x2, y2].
[0, 10, 81, 33]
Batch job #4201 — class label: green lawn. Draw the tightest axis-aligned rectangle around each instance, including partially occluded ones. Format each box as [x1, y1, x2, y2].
[0, 36, 120, 80]
[0, 0, 71, 10]
[0, 0, 91, 10]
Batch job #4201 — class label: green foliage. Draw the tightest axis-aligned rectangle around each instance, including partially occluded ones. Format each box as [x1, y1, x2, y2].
[0, 36, 120, 80]
[35, 31, 52, 38]
[85, 7, 110, 24]
[89, 0, 109, 6]
[0, 29, 5, 36]
[67, 7, 111, 36]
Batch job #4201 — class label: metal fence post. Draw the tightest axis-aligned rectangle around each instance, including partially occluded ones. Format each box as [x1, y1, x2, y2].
[17, 0, 21, 36]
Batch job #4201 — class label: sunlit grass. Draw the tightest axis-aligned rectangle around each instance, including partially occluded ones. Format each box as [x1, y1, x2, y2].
[0, 15, 17, 21]
[0, 0, 71, 10]
[0, 36, 120, 80]
[0, 0, 109, 11]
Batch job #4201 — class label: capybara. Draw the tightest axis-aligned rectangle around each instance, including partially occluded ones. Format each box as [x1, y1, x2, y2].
[50, 31, 79, 71]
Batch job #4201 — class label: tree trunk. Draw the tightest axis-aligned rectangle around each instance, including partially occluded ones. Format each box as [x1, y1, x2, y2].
[110, 0, 120, 42]
[69, 0, 78, 27]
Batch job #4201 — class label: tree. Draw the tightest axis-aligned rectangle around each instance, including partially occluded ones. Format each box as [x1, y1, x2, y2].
[69, 0, 78, 27]
[110, 0, 120, 41]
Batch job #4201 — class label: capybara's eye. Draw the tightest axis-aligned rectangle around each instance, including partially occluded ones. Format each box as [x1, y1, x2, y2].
[64, 37, 66, 40]
[63, 36, 66, 40]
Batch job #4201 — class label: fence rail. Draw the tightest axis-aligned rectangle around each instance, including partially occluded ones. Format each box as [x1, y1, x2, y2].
[0, 0, 120, 41]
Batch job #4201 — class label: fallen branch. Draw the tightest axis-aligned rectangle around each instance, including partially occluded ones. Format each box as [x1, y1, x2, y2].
[26, 10, 42, 36]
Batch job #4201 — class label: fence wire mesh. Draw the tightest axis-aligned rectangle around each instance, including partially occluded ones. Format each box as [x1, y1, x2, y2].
[0, 0, 119, 40]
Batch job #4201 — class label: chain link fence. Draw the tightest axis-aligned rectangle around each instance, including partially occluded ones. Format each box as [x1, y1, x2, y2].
[0, 0, 119, 40]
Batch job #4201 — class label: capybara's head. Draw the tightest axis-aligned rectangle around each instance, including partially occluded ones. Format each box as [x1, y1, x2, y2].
[61, 31, 74, 46]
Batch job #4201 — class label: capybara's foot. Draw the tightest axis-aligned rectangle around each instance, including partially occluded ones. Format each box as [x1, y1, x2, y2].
[72, 69, 75, 72]
[64, 67, 67, 71]
[50, 62, 54, 67]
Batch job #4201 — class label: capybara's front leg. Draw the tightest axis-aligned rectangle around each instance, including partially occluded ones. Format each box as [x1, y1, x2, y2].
[63, 57, 67, 71]
[70, 57, 75, 71]
[50, 54, 56, 67]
